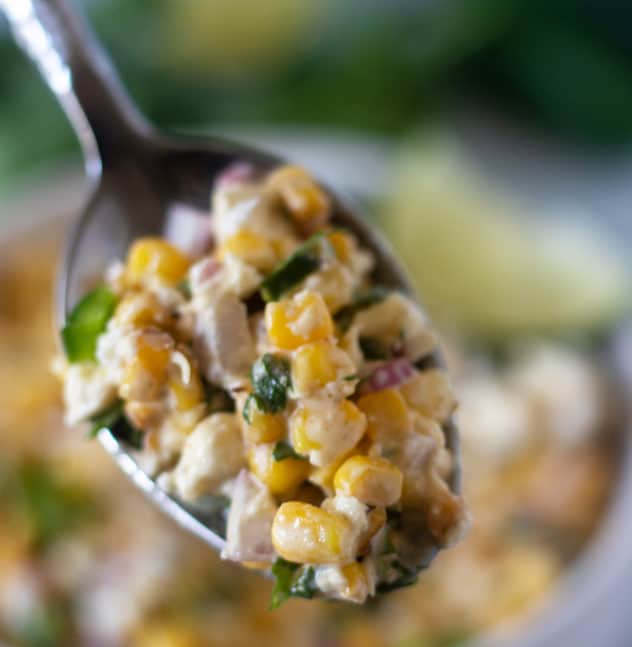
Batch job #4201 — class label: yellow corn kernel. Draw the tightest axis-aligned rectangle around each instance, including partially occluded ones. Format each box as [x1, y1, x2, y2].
[120, 330, 172, 401]
[248, 444, 310, 496]
[218, 229, 278, 272]
[291, 399, 366, 466]
[328, 230, 354, 263]
[265, 290, 334, 350]
[267, 165, 330, 227]
[341, 562, 371, 603]
[309, 451, 353, 496]
[242, 560, 272, 570]
[334, 455, 403, 507]
[292, 340, 337, 394]
[289, 405, 323, 455]
[127, 237, 190, 285]
[272, 502, 355, 564]
[115, 292, 163, 328]
[133, 621, 201, 647]
[244, 406, 286, 444]
[357, 388, 409, 441]
[168, 352, 204, 412]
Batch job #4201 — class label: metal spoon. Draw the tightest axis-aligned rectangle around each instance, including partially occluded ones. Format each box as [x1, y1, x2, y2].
[2, 0, 460, 564]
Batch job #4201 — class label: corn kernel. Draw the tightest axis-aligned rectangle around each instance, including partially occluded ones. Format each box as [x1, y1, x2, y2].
[292, 341, 337, 394]
[341, 562, 370, 603]
[133, 621, 201, 647]
[289, 405, 323, 455]
[267, 165, 330, 229]
[244, 405, 286, 444]
[127, 238, 190, 285]
[290, 399, 366, 467]
[328, 230, 354, 263]
[120, 330, 173, 401]
[357, 388, 409, 443]
[115, 291, 164, 328]
[248, 444, 310, 496]
[218, 229, 278, 272]
[168, 351, 204, 412]
[334, 455, 403, 507]
[309, 452, 351, 496]
[272, 502, 356, 564]
[265, 290, 334, 350]
[358, 506, 387, 556]
[400, 369, 456, 424]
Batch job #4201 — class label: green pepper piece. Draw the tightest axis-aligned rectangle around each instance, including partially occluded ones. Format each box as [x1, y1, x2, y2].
[61, 286, 117, 363]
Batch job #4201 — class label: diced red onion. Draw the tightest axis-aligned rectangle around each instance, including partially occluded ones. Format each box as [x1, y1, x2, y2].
[165, 203, 213, 257]
[362, 358, 416, 394]
[215, 162, 255, 188]
[190, 257, 222, 290]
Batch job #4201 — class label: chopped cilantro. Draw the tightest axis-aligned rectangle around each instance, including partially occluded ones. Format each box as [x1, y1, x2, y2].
[242, 393, 262, 424]
[260, 233, 332, 302]
[289, 566, 317, 599]
[61, 286, 117, 363]
[270, 558, 300, 609]
[251, 353, 291, 413]
[272, 441, 306, 462]
[343, 374, 359, 381]
[270, 558, 318, 609]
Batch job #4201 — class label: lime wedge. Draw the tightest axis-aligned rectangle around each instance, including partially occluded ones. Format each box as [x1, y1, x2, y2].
[381, 135, 630, 341]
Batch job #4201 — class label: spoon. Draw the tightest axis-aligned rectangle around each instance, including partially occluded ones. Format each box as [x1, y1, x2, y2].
[2, 0, 460, 564]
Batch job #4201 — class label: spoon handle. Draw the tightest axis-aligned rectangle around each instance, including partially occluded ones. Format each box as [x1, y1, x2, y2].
[1, 0, 151, 176]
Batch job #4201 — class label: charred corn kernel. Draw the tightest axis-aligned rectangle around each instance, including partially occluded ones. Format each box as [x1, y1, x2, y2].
[266, 290, 334, 350]
[328, 230, 354, 263]
[127, 237, 190, 285]
[334, 455, 403, 507]
[272, 502, 355, 564]
[292, 341, 337, 394]
[120, 330, 172, 401]
[248, 444, 310, 496]
[400, 369, 457, 424]
[357, 388, 409, 441]
[218, 229, 278, 272]
[168, 352, 204, 412]
[244, 407, 286, 444]
[267, 165, 330, 227]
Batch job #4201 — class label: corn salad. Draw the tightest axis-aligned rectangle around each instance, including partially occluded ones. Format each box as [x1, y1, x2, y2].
[57, 163, 468, 604]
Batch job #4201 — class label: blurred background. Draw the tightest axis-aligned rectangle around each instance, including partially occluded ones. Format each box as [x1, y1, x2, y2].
[1, 1, 632, 646]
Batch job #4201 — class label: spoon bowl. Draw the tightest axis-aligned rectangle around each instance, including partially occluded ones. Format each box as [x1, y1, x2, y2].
[3, 0, 460, 565]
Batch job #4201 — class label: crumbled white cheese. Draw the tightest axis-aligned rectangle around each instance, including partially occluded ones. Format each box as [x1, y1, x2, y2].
[222, 470, 277, 563]
[63, 363, 117, 426]
[170, 413, 245, 501]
